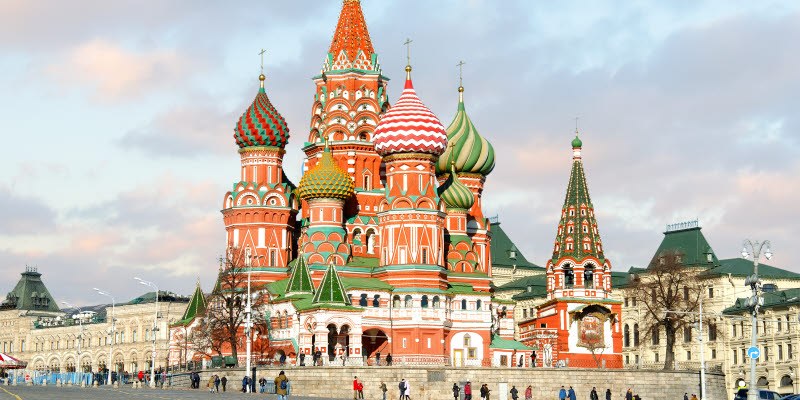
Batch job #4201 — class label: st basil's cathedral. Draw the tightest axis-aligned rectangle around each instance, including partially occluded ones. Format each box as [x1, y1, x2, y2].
[168, 0, 622, 369]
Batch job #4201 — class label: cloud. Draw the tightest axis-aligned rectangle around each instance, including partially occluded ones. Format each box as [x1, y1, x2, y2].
[0, 186, 57, 234]
[47, 39, 187, 101]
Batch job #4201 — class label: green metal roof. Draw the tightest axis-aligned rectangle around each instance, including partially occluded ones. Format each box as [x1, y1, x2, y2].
[489, 336, 535, 350]
[285, 254, 315, 295]
[699, 258, 800, 280]
[649, 227, 719, 268]
[312, 263, 350, 305]
[610, 271, 633, 289]
[723, 288, 800, 314]
[180, 284, 207, 322]
[341, 277, 393, 291]
[489, 222, 543, 271]
[496, 273, 547, 291]
[1, 268, 61, 312]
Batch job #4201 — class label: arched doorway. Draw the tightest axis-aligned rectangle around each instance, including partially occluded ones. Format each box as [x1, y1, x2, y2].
[362, 328, 389, 363]
[340, 325, 351, 359]
[327, 324, 338, 361]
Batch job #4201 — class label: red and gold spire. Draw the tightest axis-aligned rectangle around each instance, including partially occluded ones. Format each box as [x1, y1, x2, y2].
[324, 0, 379, 72]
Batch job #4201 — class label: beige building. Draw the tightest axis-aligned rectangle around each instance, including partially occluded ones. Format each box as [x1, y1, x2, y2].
[0, 268, 190, 373]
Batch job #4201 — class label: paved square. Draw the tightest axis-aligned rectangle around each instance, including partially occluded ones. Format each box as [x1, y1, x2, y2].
[0, 385, 349, 400]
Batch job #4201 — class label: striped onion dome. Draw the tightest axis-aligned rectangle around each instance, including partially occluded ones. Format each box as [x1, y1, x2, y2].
[373, 66, 448, 157]
[436, 86, 495, 176]
[298, 144, 354, 201]
[233, 74, 290, 149]
[437, 162, 475, 210]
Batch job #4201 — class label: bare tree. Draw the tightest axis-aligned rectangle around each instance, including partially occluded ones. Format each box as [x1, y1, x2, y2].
[624, 250, 702, 370]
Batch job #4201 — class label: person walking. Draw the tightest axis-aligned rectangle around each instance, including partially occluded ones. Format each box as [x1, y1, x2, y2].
[280, 353, 287, 366]
[275, 371, 289, 400]
[480, 384, 487, 400]
[241, 375, 248, 393]
[386, 353, 393, 366]
[605, 389, 611, 400]
[161, 370, 167, 388]
[259, 376, 267, 393]
[485, 384, 491, 400]
[464, 380, 472, 400]
[524, 385, 532, 400]
[376, 352, 381, 366]
[625, 389, 633, 400]
[315, 350, 322, 366]
[403, 379, 410, 400]
[590, 387, 599, 400]
[214, 375, 220, 393]
[357, 381, 364, 399]
[399, 379, 406, 400]
[299, 353, 305, 366]
[207, 375, 216, 393]
[558, 386, 567, 400]
[138, 370, 144, 384]
[683, 394, 688, 400]
[380, 381, 388, 400]
[453, 383, 460, 400]
[354, 376, 360, 400]
[690, 395, 698, 400]
[221, 376, 227, 392]
[567, 386, 576, 400]
[510, 385, 519, 400]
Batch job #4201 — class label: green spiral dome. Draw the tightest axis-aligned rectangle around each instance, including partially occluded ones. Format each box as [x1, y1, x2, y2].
[436, 87, 495, 176]
[437, 163, 475, 210]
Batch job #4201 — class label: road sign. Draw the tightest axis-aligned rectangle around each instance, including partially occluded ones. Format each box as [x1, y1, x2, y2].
[747, 346, 760, 359]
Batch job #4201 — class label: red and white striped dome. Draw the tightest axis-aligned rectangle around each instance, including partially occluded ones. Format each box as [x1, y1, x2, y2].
[373, 70, 447, 157]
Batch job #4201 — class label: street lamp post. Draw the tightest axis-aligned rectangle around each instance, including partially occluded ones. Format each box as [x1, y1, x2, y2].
[61, 302, 85, 366]
[694, 284, 707, 400]
[245, 254, 263, 393]
[135, 278, 159, 388]
[741, 240, 772, 400]
[93, 288, 115, 385]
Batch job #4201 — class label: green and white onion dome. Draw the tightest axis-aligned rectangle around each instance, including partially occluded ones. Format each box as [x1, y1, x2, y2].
[436, 86, 495, 176]
[437, 162, 475, 210]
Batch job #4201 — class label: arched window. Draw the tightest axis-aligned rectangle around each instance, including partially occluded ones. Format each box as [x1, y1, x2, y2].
[461, 299, 467, 310]
[359, 294, 368, 307]
[464, 334, 471, 347]
[584, 265, 595, 289]
[421, 296, 429, 308]
[633, 323, 640, 346]
[363, 174, 371, 190]
[476, 300, 482, 311]
[372, 295, 380, 307]
[624, 324, 630, 347]
[563, 264, 574, 288]
[404, 295, 413, 308]
[393, 295, 400, 308]
[780, 375, 793, 387]
[432, 296, 440, 308]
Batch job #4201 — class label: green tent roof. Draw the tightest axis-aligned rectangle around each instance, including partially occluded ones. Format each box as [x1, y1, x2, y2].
[699, 258, 800, 280]
[649, 227, 719, 268]
[490, 222, 543, 271]
[489, 336, 535, 350]
[1, 268, 61, 312]
[181, 283, 207, 322]
[285, 254, 315, 295]
[312, 263, 350, 305]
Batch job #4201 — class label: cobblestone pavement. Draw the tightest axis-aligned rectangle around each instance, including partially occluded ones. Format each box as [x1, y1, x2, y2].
[0, 385, 351, 400]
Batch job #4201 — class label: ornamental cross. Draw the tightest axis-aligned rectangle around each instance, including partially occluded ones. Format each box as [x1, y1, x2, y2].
[403, 37, 413, 65]
[259, 48, 267, 74]
[575, 116, 579, 134]
[456, 60, 466, 86]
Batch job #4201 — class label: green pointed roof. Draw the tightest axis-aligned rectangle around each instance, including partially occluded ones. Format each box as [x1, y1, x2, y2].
[436, 87, 495, 176]
[286, 254, 315, 295]
[312, 263, 350, 305]
[649, 226, 719, 268]
[489, 222, 543, 271]
[1, 268, 61, 312]
[437, 162, 475, 210]
[181, 282, 207, 322]
[551, 136, 606, 263]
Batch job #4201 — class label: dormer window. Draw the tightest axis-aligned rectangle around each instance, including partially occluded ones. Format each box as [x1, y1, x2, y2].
[569, 209, 575, 216]
[581, 209, 586, 216]
[568, 226, 574, 233]
[706, 253, 713, 262]
[583, 225, 589, 233]
[566, 243, 573, 251]
[509, 251, 517, 259]
[583, 243, 591, 251]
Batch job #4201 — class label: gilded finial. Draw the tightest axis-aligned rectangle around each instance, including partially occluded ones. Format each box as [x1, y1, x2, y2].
[456, 60, 466, 102]
[575, 116, 579, 135]
[403, 38, 413, 79]
[259, 48, 267, 88]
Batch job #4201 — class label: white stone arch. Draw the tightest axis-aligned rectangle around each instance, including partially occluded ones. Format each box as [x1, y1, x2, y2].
[450, 332, 484, 367]
[263, 193, 287, 207]
[46, 355, 62, 371]
[236, 192, 260, 207]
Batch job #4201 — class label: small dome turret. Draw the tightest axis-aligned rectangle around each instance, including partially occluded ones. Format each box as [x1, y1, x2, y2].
[436, 86, 495, 176]
[298, 143, 355, 201]
[437, 162, 475, 210]
[233, 74, 290, 149]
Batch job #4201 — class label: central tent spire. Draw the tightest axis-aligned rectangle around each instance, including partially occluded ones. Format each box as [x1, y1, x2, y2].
[326, 0, 377, 72]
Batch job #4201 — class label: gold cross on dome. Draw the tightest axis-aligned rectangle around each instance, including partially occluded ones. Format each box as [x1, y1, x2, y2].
[259, 48, 267, 74]
[575, 116, 579, 134]
[456, 60, 466, 86]
[403, 38, 413, 66]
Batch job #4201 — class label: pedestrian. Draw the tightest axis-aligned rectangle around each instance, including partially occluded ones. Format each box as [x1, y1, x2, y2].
[280, 353, 287, 366]
[558, 386, 567, 400]
[605, 389, 611, 400]
[380, 381, 388, 400]
[399, 379, 406, 400]
[214, 375, 220, 392]
[207, 375, 216, 393]
[485, 384, 491, 400]
[300, 353, 306, 366]
[161, 370, 167, 388]
[354, 376, 360, 400]
[221, 376, 227, 392]
[242, 375, 248, 393]
[567, 386, 576, 400]
[464, 380, 472, 400]
[357, 380, 364, 399]
[510, 385, 519, 400]
[625, 389, 633, 400]
[386, 353, 393, 366]
[683, 393, 688, 400]
[404, 379, 410, 400]
[453, 382, 460, 400]
[590, 387, 599, 400]
[275, 371, 289, 400]
[480, 384, 487, 400]
[530, 352, 536, 367]
[525, 385, 532, 400]
[315, 350, 322, 366]
[690, 395, 698, 400]
[259, 376, 267, 393]
[138, 370, 144, 383]
[376, 351, 381, 366]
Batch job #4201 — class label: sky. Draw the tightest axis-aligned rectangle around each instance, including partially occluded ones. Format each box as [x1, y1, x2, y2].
[0, 0, 798, 306]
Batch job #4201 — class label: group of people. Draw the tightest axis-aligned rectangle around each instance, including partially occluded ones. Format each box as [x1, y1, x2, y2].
[450, 383, 639, 400]
[558, 386, 639, 400]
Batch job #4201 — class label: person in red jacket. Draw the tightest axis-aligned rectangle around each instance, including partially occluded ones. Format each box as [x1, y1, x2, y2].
[353, 376, 359, 400]
[464, 380, 472, 400]
[138, 370, 144, 383]
[357, 381, 364, 399]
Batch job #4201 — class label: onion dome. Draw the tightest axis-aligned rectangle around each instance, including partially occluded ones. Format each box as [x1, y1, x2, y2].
[572, 134, 582, 148]
[298, 143, 355, 200]
[373, 66, 448, 157]
[233, 74, 290, 149]
[436, 86, 495, 176]
[438, 162, 475, 210]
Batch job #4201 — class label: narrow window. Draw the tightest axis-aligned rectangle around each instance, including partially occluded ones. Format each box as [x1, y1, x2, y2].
[461, 299, 467, 310]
